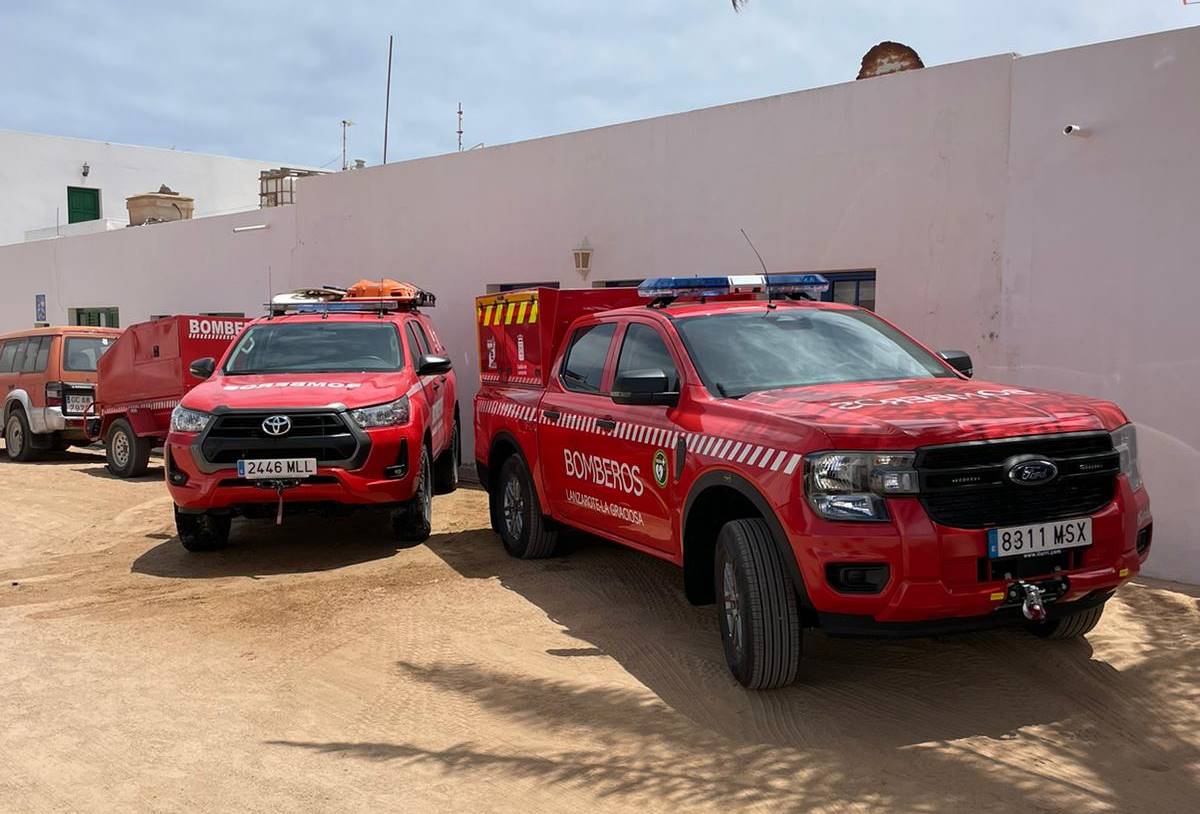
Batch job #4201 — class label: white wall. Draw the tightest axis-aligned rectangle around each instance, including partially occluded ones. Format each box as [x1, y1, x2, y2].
[0, 28, 1195, 582]
[0, 130, 290, 247]
[999, 30, 1200, 583]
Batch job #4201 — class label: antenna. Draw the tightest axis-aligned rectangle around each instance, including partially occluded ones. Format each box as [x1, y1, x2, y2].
[382, 35, 394, 164]
[457, 102, 464, 152]
[739, 228, 774, 306]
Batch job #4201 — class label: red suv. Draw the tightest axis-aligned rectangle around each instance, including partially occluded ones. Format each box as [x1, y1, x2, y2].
[473, 277, 1151, 689]
[165, 283, 459, 552]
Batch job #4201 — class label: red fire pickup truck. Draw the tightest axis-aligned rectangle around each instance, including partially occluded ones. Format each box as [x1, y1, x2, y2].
[473, 276, 1152, 689]
[165, 281, 459, 552]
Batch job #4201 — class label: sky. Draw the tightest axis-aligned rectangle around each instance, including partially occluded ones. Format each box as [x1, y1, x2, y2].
[0, 1, 1192, 168]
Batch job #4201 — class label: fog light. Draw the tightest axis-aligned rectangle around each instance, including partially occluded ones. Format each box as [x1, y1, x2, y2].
[1136, 525, 1152, 557]
[826, 563, 890, 594]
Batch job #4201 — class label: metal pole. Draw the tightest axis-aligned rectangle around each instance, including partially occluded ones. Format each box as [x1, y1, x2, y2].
[383, 35, 393, 164]
[341, 121, 347, 171]
[457, 102, 463, 152]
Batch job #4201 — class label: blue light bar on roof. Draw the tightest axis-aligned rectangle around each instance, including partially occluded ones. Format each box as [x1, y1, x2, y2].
[637, 274, 830, 300]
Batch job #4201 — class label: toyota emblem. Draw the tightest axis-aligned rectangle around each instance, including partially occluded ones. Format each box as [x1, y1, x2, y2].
[262, 415, 292, 436]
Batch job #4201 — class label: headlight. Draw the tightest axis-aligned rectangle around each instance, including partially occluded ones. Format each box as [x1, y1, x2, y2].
[805, 451, 917, 521]
[170, 406, 210, 433]
[1111, 423, 1142, 492]
[349, 396, 410, 429]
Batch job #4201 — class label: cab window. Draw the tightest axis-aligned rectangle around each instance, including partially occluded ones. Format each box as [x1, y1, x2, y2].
[615, 324, 679, 391]
[560, 323, 616, 394]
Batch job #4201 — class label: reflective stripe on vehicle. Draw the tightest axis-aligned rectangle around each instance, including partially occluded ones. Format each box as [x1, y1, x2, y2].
[477, 398, 802, 475]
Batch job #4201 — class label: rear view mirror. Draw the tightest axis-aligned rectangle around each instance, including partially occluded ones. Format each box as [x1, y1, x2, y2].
[189, 357, 216, 380]
[612, 368, 679, 407]
[938, 350, 973, 378]
[417, 354, 453, 376]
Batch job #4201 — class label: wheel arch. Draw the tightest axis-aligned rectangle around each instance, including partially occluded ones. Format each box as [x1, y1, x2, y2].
[4, 390, 31, 419]
[681, 469, 808, 607]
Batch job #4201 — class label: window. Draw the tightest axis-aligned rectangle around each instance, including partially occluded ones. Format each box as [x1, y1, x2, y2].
[70, 307, 119, 328]
[675, 308, 952, 398]
[486, 281, 560, 293]
[0, 339, 22, 373]
[67, 187, 101, 224]
[64, 336, 115, 372]
[18, 337, 51, 373]
[560, 323, 616, 394]
[405, 322, 430, 369]
[615, 324, 679, 390]
[817, 271, 876, 311]
[592, 279, 644, 289]
[224, 323, 402, 374]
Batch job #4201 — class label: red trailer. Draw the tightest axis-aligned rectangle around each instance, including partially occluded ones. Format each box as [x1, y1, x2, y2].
[94, 315, 248, 477]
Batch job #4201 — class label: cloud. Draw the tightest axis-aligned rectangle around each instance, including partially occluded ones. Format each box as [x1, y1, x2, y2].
[0, 0, 1190, 167]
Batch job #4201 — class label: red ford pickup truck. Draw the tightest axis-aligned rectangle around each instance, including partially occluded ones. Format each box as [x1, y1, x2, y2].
[473, 276, 1151, 689]
[165, 281, 459, 552]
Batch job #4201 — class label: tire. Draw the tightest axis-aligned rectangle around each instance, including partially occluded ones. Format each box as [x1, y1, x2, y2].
[495, 454, 557, 559]
[3, 409, 39, 462]
[1026, 601, 1106, 640]
[175, 507, 231, 552]
[433, 418, 460, 495]
[714, 518, 802, 689]
[105, 419, 151, 478]
[393, 445, 433, 542]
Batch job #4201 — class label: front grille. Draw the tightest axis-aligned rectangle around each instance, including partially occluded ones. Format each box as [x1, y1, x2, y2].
[199, 411, 363, 466]
[917, 432, 1118, 529]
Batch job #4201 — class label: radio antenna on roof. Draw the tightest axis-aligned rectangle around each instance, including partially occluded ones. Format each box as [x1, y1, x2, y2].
[739, 228, 774, 307]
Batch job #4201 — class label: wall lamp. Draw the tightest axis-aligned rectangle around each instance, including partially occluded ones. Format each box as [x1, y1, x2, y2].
[81, 162, 90, 177]
[233, 224, 269, 233]
[573, 237, 593, 278]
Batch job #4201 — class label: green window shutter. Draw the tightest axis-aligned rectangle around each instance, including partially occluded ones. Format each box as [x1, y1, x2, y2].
[67, 187, 101, 223]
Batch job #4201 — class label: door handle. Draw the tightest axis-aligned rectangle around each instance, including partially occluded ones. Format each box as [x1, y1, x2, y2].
[542, 409, 561, 422]
[596, 418, 617, 431]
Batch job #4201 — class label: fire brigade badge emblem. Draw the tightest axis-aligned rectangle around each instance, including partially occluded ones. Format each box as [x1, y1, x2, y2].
[653, 450, 669, 488]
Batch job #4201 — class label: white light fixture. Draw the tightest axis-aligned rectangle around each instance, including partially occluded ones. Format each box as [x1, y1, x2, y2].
[233, 223, 269, 233]
[573, 237, 593, 278]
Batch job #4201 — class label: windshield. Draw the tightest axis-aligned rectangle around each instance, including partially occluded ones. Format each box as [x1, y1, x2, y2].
[675, 307, 954, 397]
[63, 336, 115, 372]
[223, 322, 403, 375]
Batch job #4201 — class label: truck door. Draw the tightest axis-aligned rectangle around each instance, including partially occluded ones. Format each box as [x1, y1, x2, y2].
[536, 321, 635, 533]
[596, 320, 686, 554]
[405, 320, 448, 456]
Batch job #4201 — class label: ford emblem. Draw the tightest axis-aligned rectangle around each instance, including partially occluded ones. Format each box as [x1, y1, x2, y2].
[1006, 457, 1058, 486]
[262, 415, 292, 436]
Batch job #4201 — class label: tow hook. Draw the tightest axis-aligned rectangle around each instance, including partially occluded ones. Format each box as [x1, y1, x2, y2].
[1018, 581, 1047, 622]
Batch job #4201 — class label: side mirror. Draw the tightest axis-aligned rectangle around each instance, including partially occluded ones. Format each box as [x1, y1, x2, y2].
[612, 368, 679, 407]
[417, 354, 453, 376]
[939, 350, 973, 378]
[189, 357, 216, 380]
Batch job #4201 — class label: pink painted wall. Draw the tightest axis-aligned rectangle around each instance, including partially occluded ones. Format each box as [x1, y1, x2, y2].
[1000, 30, 1200, 583]
[0, 28, 1194, 581]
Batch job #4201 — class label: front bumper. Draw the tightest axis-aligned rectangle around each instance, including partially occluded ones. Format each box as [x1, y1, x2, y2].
[779, 476, 1149, 627]
[165, 425, 420, 511]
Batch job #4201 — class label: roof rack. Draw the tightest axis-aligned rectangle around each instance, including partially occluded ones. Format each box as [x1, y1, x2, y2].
[266, 280, 436, 317]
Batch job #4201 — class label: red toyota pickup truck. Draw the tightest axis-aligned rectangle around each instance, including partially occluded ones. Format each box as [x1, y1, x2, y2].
[165, 281, 459, 552]
[473, 276, 1151, 689]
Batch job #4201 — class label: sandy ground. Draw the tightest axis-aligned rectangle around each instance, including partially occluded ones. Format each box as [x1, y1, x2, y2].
[0, 447, 1197, 813]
